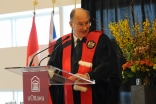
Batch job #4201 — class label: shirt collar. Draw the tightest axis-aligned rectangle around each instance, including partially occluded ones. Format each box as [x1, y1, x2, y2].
[73, 34, 82, 43]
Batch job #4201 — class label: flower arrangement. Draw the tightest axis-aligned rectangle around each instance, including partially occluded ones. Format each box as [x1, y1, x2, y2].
[109, 18, 156, 84]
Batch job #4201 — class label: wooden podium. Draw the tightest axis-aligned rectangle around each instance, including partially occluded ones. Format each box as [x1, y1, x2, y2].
[5, 66, 95, 104]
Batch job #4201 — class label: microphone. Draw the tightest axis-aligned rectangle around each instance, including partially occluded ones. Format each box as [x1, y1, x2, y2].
[38, 54, 51, 66]
[29, 36, 70, 66]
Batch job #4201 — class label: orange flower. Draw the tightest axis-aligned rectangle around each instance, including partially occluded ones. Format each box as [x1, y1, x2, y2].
[122, 64, 127, 70]
[122, 62, 131, 70]
[126, 62, 131, 68]
[140, 60, 145, 65]
[145, 59, 150, 66]
[149, 63, 153, 67]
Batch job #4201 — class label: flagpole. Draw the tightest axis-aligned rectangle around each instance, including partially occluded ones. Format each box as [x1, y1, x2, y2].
[74, 0, 77, 8]
[33, 0, 38, 15]
[51, 0, 56, 13]
[48, 0, 57, 54]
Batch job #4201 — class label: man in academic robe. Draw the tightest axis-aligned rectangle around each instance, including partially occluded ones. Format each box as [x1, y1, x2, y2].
[48, 8, 121, 104]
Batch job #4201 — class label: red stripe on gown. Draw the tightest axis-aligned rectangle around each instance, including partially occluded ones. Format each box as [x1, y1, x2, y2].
[62, 34, 74, 104]
[62, 31, 102, 104]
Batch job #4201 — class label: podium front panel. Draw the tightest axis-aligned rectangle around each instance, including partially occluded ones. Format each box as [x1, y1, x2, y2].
[23, 71, 49, 104]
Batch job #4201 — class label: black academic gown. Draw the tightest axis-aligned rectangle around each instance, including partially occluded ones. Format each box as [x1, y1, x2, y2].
[48, 32, 121, 104]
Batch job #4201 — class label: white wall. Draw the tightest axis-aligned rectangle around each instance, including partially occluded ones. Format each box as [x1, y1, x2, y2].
[0, 0, 81, 90]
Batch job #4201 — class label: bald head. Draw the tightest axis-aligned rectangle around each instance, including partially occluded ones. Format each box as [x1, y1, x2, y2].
[69, 8, 90, 38]
[70, 8, 90, 22]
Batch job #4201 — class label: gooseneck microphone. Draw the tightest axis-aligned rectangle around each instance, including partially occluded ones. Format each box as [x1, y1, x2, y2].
[38, 54, 51, 66]
[29, 36, 70, 66]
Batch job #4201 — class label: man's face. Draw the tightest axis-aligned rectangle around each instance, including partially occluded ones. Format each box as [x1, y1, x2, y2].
[69, 11, 90, 38]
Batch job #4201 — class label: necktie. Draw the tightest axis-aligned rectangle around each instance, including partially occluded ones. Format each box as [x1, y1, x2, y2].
[73, 39, 82, 103]
[75, 39, 82, 60]
[72, 38, 82, 74]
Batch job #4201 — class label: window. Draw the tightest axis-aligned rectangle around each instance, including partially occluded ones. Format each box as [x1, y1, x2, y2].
[14, 17, 32, 46]
[0, 8, 60, 47]
[0, 20, 12, 48]
[0, 91, 23, 104]
[14, 10, 60, 46]
[0, 91, 13, 104]
[14, 91, 23, 104]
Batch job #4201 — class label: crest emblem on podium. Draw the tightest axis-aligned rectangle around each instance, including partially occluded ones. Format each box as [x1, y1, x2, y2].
[31, 76, 40, 92]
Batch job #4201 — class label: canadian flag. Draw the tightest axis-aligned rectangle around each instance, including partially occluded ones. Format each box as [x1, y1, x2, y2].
[26, 16, 40, 66]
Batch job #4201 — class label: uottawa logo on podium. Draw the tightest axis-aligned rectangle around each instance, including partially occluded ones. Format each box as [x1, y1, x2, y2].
[23, 71, 49, 104]
[31, 76, 40, 92]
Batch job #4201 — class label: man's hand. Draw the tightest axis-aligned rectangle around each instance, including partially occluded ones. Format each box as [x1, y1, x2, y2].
[68, 73, 89, 81]
[68, 73, 89, 92]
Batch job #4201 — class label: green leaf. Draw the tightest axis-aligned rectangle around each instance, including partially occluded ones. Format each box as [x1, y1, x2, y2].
[122, 79, 129, 83]
[127, 73, 134, 77]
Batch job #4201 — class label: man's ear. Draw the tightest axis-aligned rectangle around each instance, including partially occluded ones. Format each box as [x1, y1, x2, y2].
[69, 21, 73, 28]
